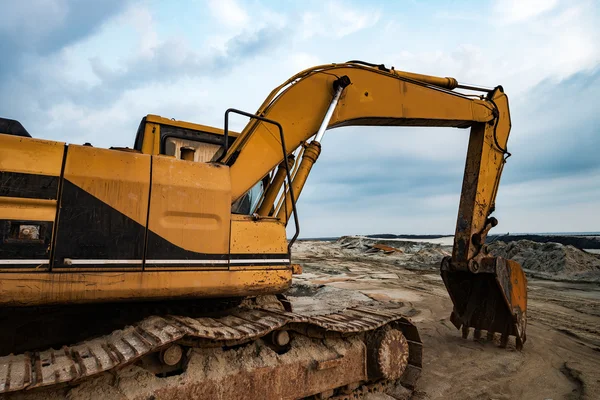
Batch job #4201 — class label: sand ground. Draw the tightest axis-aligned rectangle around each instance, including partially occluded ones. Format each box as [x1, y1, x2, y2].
[291, 240, 600, 400]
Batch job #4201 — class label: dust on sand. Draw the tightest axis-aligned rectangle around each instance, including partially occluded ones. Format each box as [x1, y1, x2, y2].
[292, 238, 600, 400]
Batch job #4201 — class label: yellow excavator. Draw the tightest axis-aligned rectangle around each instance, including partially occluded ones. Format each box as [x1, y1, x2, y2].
[0, 61, 527, 399]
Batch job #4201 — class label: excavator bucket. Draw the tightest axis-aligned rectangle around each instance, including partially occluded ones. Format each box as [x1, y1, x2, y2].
[440, 257, 527, 349]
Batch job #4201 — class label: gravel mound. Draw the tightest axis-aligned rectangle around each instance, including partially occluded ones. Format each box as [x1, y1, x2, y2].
[335, 236, 450, 269]
[489, 239, 600, 282]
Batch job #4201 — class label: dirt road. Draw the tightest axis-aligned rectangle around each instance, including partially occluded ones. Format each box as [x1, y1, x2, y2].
[291, 240, 600, 400]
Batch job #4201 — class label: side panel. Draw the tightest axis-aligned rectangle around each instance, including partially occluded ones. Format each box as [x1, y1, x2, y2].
[53, 145, 151, 269]
[0, 270, 292, 306]
[230, 215, 290, 270]
[0, 135, 65, 269]
[146, 157, 231, 269]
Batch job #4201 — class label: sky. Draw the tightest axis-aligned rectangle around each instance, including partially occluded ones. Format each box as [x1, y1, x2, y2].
[1, 0, 599, 237]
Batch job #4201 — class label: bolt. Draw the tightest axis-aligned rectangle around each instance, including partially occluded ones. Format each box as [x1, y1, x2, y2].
[468, 260, 479, 273]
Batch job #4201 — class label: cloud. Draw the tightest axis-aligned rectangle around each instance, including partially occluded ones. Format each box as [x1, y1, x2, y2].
[493, 0, 559, 23]
[390, 1, 599, 96]
[0, 0, 130, 78]
[504, 67, 600, 183]
[208, 0, 249, 27]
[300, 0, 381, 39]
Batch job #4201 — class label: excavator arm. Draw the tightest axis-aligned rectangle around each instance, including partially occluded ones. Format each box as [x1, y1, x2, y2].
[222, 62, 527, 348]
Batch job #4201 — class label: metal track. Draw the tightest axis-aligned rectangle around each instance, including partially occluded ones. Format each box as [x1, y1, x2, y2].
[0, 304, 422, 396]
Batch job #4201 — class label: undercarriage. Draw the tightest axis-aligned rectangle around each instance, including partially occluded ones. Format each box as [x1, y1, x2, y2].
[0, 297, 421, 399]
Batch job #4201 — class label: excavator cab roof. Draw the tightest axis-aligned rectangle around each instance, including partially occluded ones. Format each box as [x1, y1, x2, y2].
[133, 114, 239, 153]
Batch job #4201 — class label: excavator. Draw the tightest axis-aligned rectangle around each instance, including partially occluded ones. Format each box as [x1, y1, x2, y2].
[0, 61, 527, 399]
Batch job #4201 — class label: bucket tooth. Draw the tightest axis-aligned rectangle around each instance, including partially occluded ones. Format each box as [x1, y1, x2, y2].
[461, 326, 469, 339]
[441, 256, 527, 349]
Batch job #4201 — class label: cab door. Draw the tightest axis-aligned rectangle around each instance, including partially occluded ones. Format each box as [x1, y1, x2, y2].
[144, 156, 231, 269]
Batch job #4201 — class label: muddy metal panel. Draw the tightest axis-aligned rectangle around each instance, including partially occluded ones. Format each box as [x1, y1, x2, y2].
[146, 157, 231, 266]
[0, 134, 65, 269]
[230, 215, 289, 271]
[53, 145, 151, 269]
[0, 269, 291, 306]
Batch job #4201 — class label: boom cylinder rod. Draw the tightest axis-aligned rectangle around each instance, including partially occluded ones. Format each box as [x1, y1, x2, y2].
[276, 76, 351, 223]
[455, 82, 494, 92]
[315, 89, 343, 142]
[314, 76, 351, 142]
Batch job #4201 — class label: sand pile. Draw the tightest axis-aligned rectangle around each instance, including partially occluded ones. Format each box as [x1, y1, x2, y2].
[336, 236, 450, 269]
[489, 239, 600, 282]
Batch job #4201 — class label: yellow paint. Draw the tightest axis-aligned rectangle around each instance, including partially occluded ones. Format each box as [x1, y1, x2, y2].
[0, 197, 57, 222]
[230, 214, 288, 255]
[145, 114, 240, 138]
[64, 145, 151, 227]
[141, 122, 161, 155]
[508, 259, 527, 314]
[148, 156, 231, 254]
[0, 269, 292, 306]
[0, 134, 64, 176]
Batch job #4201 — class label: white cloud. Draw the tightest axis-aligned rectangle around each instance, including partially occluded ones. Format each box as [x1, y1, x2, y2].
[495, 169, 600, 233]
[207, 0, 249, 27]
[125, 6, 159, 58]
[494, 0, 560, 23]
[388, 2, 599, 97]
[44, 77, 212, 147]
[287, 52, 321, 72]
[300, 0, 380, 39]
